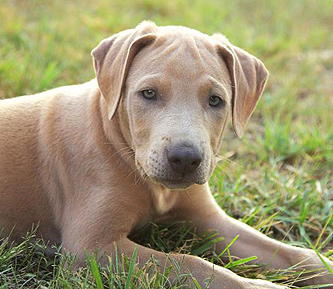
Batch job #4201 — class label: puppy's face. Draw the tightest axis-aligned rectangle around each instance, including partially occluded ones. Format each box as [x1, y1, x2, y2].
[92, 23, 268, 190]
[124, 29, 231, 190]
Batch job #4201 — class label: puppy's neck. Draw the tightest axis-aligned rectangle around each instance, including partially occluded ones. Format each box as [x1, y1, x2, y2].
[147, 183, 180, 215]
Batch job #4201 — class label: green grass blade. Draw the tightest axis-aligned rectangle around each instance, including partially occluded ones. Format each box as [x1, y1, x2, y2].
[217, 235, 239, 259]
[191, 277, 202, 289]
[125, 246, 138, 289]
[192, 235, 224, 256]
[225, 256, 258, 269]
[86, 254, 103, 289]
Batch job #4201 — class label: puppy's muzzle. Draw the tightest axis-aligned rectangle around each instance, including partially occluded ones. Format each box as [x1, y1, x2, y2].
[166, 143, 203, 175]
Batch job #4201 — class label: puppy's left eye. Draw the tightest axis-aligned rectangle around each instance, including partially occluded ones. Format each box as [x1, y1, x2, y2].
[209, 95, 224, 107]
[141, 89, 157, 100]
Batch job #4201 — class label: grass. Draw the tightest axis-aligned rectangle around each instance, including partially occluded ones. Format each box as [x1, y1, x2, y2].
[0, 0, 332, 288]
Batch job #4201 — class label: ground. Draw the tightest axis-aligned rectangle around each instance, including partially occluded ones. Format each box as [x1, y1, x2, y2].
[0, 0, 332, 288]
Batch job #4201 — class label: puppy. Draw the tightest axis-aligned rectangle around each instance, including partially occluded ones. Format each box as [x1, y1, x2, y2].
[0, 21, 332, 288]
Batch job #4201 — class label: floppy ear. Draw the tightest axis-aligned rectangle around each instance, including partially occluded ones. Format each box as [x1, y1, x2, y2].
[91, 21, 157, 119]
[214, 35, 269, 138]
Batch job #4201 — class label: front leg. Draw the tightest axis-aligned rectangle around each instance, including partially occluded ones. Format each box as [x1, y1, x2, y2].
[171, 184, 333, 287]
[61, 189, 286, 289]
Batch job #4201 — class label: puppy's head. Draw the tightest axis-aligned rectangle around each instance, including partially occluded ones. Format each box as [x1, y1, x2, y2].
[92, 21, 268, 190]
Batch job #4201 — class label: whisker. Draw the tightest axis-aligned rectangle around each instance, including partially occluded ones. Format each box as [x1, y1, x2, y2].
[106, 145, 134, 160]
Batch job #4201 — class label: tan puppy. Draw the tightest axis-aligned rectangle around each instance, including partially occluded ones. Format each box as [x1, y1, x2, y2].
[0, 21, 332, 288]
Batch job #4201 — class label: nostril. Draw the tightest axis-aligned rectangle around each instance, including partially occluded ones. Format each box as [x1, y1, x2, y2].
[191, 159, 201, 168]
[169, 156, 181, 165]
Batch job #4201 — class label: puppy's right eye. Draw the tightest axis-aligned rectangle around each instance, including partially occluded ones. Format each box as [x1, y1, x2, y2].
[141, 89, 157, 100]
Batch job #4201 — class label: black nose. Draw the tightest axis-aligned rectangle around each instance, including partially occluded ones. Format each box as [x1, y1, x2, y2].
[167, 143, 203, 174]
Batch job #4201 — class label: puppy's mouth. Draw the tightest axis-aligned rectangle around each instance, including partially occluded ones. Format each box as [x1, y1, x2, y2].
[137, 165, 197, 189]
[152, 178, 196, 190]
[136, 159, 207, 190]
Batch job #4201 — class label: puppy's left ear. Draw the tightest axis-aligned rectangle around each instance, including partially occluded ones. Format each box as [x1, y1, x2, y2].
[91, 21, 157, 120]
[213, 34, 269, 138]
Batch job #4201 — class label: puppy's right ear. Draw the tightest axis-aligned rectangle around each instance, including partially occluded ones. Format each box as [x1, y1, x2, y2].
[91, 37, 116, 81]
[91, 21, 157, 119]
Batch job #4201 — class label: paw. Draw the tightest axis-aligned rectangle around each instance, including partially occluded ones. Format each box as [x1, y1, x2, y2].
[295, 252, 333, 287]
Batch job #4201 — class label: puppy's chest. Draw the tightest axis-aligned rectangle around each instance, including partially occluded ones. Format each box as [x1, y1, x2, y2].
[150, 186, 179, 215]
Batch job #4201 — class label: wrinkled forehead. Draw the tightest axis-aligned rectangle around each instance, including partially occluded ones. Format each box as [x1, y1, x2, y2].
[127, 28, 230, 88]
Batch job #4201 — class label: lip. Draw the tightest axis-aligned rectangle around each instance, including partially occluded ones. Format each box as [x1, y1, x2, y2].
[161, 180, 194, 190]
[151, 177, 196, 190]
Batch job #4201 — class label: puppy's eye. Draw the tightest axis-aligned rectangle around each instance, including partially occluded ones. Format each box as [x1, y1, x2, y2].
[209, 95, 224, 107]
[141, 89, 157, 100]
